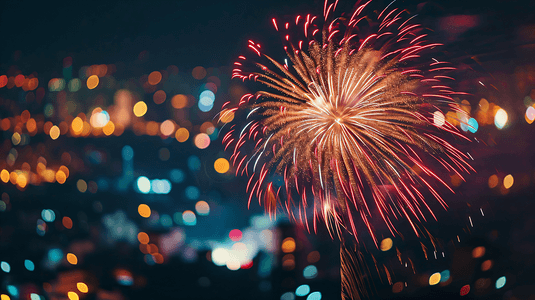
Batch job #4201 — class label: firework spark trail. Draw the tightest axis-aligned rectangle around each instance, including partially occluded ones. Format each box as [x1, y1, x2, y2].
[222, 0, 474, 246]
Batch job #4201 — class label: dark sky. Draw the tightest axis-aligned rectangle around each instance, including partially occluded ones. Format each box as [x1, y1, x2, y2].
[1, 0, 534, 76]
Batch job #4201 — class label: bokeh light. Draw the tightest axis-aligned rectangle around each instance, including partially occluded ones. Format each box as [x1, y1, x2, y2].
[306, 292, 322, 300]
[41, 209, 56, 222]
[175, 128, 190, 142]
[198, 90, 215, 112]
[138, 232, 149, 244]
[138, 204, 151, 218]
[494, 108, 507, 129]
[440, 270, 450, 282]
[62, 217, 73, 229]
[380, 238, 393, 251]
[133, 101, 148, 117]
[460, 284, 470, 296]
[433, 111, 445, 126]
[160, 120, 175, 136]
[172, 94, 188, 109]
[77, 282, 88, 293]
[24, 259, 35, 271]
[50, 125, 60, 140]
[182, 210, 197, 226]
[137, 176, 151, 194]
[148, 71, 162, 85]
[192, 66, 207, 80]
[229, 229, 243, 241]
[467, 118, 478, 133]
[303, 265, 318, 279]
[194, 133, 211, 149]
[472, 246, 486, 258]
[295, 285, 310, 297]
[526, 106, 535, 124]
[170, 169, 185, 183]
[488, 175, 499, 188]
[307, 251, 320, 264]
[481, 259, 493, 271]
[1, 261, 10, 273]
[281, 237, 296, 253]
[212, 248, 229, 266]
[503, 174, 514, 189]
[195, 201, 210, 216]
[67, 253, 78, 265]
[185, 186, 200, 200]
[214, 158, 230, 173]
[87, 75, 99, 89]
[429, 272, 441, 285]
[495, 276, 506, 289]
[220, 109, 235, 123]
[67, 292, 79, 300]
[153, 90, 166, 104]
[281, 292, 295, 300]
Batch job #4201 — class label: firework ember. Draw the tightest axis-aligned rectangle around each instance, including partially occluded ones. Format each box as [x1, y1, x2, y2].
[221, 0, 474, 246]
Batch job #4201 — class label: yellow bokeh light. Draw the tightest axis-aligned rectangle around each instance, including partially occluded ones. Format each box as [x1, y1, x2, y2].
[77, 282, 88, 293]
[56, 171, 67, 184]
[71, 117, 83, 134]
[50, 125, 60, 140]
[429, 272, 441, 285]
[66, 253, 78, 265]
[103, 121, 115, 136]
[281, 237, 296, 253]
[488, 175, 499, 188]
[11, 132, 21, 145]
[82, 121, 91, 136]
[220, 110, 235, 123]
[133, 101, 148, 117]
[138, 232, 150, 244]
[16, 174, 27, 188]
[1, 169, 9, 183]
[87, 75, 99, 89]
[503, 174, 514, 189]
[214, 158, 230, 174]
[67, 292, 79, 300]
[380, 238, 393, 251]
[175, 128, 189, 142]
[1, 295, 11, 300]
[138, 204, 151, 218]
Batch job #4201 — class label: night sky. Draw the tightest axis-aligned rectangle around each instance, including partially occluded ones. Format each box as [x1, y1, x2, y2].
[1, 0, 535, 299]
[2, 0, 534, 73]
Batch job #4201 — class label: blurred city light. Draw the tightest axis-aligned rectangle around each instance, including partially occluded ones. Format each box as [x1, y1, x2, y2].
[295, 284, 310, 297]
[496, 276, 506, 289]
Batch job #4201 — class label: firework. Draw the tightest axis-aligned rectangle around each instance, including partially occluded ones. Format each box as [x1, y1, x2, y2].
[221, 0, 474, 246]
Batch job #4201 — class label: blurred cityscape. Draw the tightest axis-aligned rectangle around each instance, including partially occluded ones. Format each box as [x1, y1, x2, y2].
[1, 0, 535, 300]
